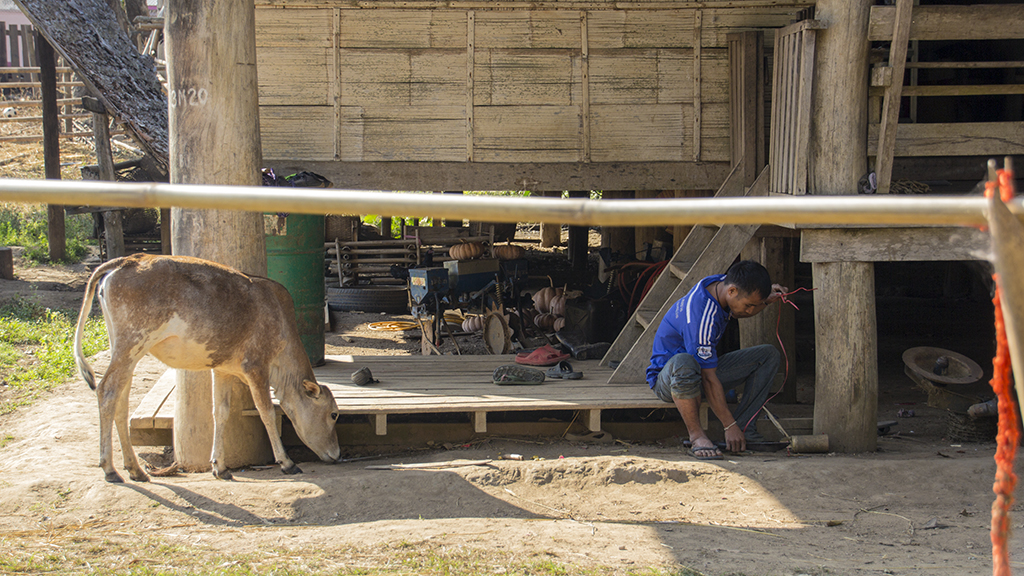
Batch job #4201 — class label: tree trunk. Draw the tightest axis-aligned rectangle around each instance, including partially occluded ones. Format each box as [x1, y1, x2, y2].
[808, 0, 878, 453]
[166, 0, 271, 472]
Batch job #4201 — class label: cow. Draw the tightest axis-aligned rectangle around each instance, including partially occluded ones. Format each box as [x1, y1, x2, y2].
[73, 254, 341, 483]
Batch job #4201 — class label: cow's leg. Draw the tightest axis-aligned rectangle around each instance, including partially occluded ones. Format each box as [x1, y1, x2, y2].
[112, 357, 148, 482]
[96, 354, 143, 482]
[243, 373, 301, 475]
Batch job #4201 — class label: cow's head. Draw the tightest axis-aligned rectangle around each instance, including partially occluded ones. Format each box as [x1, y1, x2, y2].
[285, 379, 341, 463]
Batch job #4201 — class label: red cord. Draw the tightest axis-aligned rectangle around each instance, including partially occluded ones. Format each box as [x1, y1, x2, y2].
[739, 286, 816, 433]
[986, 168, 1019, 576]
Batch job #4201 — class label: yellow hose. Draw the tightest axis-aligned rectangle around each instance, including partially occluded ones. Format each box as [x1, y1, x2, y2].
[367, 321, 418, 331]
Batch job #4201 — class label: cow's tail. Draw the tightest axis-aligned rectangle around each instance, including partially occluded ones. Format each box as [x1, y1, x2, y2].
[75, 258, 121, 391]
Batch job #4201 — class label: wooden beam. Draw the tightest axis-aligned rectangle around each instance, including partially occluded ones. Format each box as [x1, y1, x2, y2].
[868, 122, 1024, 157]
[870, 84, 1024, 98]
[260, 158, 733, 192]
[800, 227, 990, 263]
[262, 161, 733, 193]
[869, 4, 1024, 42]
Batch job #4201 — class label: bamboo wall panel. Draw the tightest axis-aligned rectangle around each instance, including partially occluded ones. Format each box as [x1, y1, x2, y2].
[261, 106, 335, 161]
[474, 50, 581, 106]
[697, 49, 730, 103]
[342, 106, 467, 161]
[590, 104, 684, 162]
[340, 11, 467, 48]
[474, 106, 581, 162]
[341, 49, 466, 106]
[257, 47, 332, 106]
[255, 8, 332, 47]
[253, 4, 802, 174]
[475, 11, 581, 48]
[589, 49, 691, 104]
[587, 11, 695, 49]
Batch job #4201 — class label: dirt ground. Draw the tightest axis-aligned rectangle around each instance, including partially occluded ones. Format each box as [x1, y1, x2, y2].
[0, 250, 1023, 575]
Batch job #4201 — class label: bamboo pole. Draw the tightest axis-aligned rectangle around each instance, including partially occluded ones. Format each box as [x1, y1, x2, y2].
[0, 177, 1017, 229]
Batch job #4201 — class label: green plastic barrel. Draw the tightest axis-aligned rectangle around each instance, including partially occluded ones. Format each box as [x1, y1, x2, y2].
[265, 213, 325, 366]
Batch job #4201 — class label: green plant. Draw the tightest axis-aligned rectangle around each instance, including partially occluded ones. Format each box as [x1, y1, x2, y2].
[0, 295, 109, 415]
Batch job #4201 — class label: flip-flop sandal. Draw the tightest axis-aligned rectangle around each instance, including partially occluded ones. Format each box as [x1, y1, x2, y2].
[545, 360, 583, 380]
[492, 364, 546, 385]
[515, 345, 570, 366]
[688, 444, 724, 460]
[565, 430, 614, 443]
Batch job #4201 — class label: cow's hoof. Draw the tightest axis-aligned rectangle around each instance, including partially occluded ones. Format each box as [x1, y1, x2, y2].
[104, 471, 124, 483]
[213, 468, 233, 481]
[282, 464, 303, 475]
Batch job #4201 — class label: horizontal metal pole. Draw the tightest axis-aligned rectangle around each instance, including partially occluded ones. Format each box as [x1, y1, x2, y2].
[0, 177, 1019, 228]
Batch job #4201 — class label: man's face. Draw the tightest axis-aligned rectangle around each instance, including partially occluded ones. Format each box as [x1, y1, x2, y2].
[725, 286, 766, 318]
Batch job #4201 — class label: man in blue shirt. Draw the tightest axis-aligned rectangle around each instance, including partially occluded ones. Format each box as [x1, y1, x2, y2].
[647, 260, 785, 460]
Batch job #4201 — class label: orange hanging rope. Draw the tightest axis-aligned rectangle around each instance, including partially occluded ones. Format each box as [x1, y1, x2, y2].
[986, 168, 1020, 576]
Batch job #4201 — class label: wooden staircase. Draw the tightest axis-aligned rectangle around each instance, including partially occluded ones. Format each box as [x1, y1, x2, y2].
[601, 163, 770, 384]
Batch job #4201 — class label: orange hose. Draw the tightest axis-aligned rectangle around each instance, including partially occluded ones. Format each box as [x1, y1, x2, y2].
[986, 167, 1019, 576]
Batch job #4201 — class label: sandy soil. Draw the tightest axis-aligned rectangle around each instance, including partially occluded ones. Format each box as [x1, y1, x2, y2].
[0, 254, 1022, 576]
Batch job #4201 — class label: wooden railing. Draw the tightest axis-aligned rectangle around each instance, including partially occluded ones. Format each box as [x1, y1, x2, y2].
[768, 19, 824, 196]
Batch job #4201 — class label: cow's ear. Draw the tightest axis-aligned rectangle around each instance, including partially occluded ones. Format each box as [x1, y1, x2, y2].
[302, 379, 321, 399]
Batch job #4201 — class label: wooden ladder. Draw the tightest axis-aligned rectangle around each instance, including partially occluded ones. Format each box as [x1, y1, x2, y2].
[602, 163, 770, 384]
[871, 0, 914, 195]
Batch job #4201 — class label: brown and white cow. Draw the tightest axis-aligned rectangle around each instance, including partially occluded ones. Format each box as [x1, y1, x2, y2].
[73, 254, 341, 482]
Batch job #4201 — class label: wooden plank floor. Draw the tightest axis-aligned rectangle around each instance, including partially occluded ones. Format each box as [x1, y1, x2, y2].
[129, 354, 675, 441]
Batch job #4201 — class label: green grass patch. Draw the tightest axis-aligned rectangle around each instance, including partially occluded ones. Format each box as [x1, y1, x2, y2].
[0, 202, 96, 264]
[0, 535, 707, 576]
[0, 295, 108, 415]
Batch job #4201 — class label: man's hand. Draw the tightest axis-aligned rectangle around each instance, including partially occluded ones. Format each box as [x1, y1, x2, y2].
[765, 283, 789, 304]
[724, 423, 746, 452]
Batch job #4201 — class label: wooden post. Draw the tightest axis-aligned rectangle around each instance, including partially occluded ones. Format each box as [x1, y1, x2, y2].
[83, 97, 125, 260]
[808, 0, 877, 453]
[36, 31, 64, 263]
[160, 208, 172, 254]
[566, 190, 589, 286]
[740, 236, 797, 402]
[167, 0, 271, 472]
[600, 190, 634, 256]
[539, 191, 561, 247]
[634, 190, 661, 260]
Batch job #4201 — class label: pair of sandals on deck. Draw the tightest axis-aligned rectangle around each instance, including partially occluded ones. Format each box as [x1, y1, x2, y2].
[492, 360, 582, 385]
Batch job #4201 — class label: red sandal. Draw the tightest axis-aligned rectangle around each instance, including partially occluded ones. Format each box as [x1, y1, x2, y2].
[514, 344, 570, 366]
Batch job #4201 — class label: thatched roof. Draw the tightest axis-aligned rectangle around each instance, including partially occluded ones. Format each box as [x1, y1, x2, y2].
[13, 0, 168, 171]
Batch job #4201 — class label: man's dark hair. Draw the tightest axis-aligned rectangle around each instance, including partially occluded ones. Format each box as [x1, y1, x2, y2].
[724, 260, 771, 300]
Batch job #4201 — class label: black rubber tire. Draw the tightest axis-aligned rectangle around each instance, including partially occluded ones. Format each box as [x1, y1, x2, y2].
[327, 285, 409, 313]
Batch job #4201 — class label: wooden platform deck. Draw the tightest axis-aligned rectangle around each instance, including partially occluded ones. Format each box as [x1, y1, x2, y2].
[128, 355, 695, 446]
